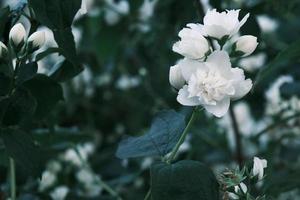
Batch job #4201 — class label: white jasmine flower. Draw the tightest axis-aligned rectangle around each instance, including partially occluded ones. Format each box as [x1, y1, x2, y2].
[9, 23, 27, 46]
[39, 171, 57, 191]
[256, 15, 278, 33]
[0, 41, 8, 58]
[28, 31, 46, 49]
[139, 0, 158, 21]
[104, 0, 129, 25]
[47, 160, 62, 173]
[239, 53, 266, 72]
[252, 157, 267, 180]
[176, 51, 252, 117]
[173, 24, 210, 60]
[76, 168, 95, 184]
[50, 186, 69, 200]
[195, 9, 249, 40]
[235, 35, 258, 57]
[169, 64, 185, 89]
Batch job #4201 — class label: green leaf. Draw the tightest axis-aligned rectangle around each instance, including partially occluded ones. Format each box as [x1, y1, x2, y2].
[35, 47, 62, 62]
[0, 128, 45, 177]
[0, 73, 12, 96]
[16, 62, 38, 85]
[116, 110, 185, 159]
[151, 160, 220, 200]
[0, 7, 10, 38]
[28, 0, 83, 80]
[28, 0, 81, 29]
[24, 74, 64, 119]
[2, 87, 37, 126]
[254, 39, 300, 88]
[49, 59, 83, 82]
[0, 97, 10, 125]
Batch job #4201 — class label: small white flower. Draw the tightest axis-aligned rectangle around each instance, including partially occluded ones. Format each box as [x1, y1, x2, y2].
[173, 24, 210, 60]
[175, 51, 252, 117]
[0, 41, 8, 58]
[50, 186, 69, 200]
[39, 171, 57, 191]
[139, 0, 158, 21]
[256, 15, 278, 33]
[169, 64, 185, 89]
[28, 31, 46, 49]
[235, 35, 258, 57]
[252, 157, 267, 180]
[194, 9, 249, 40]
[9, 23, 26, 46]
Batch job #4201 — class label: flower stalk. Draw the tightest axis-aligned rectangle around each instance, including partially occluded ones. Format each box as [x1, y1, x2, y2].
[9, 157, 16, 200]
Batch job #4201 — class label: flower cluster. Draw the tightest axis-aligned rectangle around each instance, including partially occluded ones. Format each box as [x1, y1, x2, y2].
[169, 9, 258, 117]
[0, 23, 45, 61]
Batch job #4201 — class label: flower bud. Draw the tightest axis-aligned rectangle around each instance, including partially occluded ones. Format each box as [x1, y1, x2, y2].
[235, 35, 258, 57]
[169, 64, 185, 89]
[9, 23, 26, 46]
[0, 41, 8, 59]
[252, 157, 267, 180]
[28, 31, 46, 49]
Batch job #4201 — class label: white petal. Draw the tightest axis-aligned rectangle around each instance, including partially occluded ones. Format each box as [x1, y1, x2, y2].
[204, 97, 230, 117]
[177, 85, 200, 106]
[203, 25, 229, 39]
[178, 58, 207, 82]
[232, 13, 249, 36]
[206, 50, 232, 78]
[169, 64, 185, 89]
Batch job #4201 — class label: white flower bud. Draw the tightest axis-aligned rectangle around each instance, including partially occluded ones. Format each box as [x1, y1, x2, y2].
[252, 157, 267, 180]
[234, 182, 247, 194]
[28, 31, 46, 49]
[169, 64, 185, 90]
[9, 23, 26, 46]
[235, 35, 258, 57]
[0, 41, 8, 58]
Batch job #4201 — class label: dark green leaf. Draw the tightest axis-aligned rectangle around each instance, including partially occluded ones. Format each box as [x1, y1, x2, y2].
[0, 73, 12, 96]
[16, 62, 38, 85]
[116, 110, 185, 159]
[49, 59, 83, 82]
[0, 128, 45, 177]
[2, 87, 37, 126]
[24, 74, 63, 119]
[0, 7, 10, 38]
[151, 160, 219, 200]
[35, 47, 62, 62]
[254, 38, 300, 88]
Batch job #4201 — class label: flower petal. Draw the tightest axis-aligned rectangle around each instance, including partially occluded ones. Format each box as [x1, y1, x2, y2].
[178, 58, 206, 82]
[204, 97, 230, 117]
[177, 85, 200, 106]
[206, 51, 232, 78]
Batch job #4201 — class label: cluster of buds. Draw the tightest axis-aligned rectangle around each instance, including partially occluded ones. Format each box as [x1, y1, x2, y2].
[0, 23, 45, 61]
[221, 157, 268, 200]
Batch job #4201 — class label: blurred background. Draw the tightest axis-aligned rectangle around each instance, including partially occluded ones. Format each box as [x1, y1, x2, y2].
[1, 0, 300, 199]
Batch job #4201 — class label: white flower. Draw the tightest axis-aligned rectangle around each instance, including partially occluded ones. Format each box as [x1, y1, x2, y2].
[9, 23, 26, 46]
[0, 41, 8, 58]
[139, 0, 158, 21]
[252, 157, 267, 180]
[28, 31, 46, 49]
[50, 186, 69, 200]
[39, 171, 57, 191]
[173, 24, 210, 60]
[104, 0, 129, 25]
[235, 35, 258, 57]
[256, 15, 278, 33]
[176, 51, 252, 117]
[169, 64, 185, 89]
[239, 53, 266, 72]
[196, 9, 249, 40]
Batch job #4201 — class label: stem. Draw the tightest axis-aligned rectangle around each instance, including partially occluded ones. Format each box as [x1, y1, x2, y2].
[229, 105, 243, 167]
[167, 108, 197, 163]
[73, 146, 122, 200]
[143, 189, 151, 200]
[9, 157, 16, 200]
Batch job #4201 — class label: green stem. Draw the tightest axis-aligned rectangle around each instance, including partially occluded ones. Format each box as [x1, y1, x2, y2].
[9, 157, 16, 200]
[143, 189, 151, 200]
[73, 146, 122, 200]
[167, 108, 197, 163]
